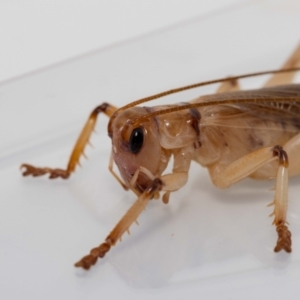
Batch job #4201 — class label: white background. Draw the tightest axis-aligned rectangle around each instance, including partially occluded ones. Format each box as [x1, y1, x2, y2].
[0, 0, 241, 83]
[1, 1, 300, 300]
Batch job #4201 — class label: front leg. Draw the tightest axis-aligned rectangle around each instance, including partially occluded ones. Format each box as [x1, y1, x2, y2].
[75, 170, 189, 270]
[75, 178, 165, 270]
[21, 103, 117, 179]
[209, 145, 291, 253]
[75, 148, 192, 270]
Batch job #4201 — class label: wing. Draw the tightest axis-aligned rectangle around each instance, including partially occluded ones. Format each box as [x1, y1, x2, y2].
[196, 84, 300, 132]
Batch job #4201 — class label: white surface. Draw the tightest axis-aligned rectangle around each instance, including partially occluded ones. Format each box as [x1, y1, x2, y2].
[1, 0, 300, 299]
[0, 0, 241, 83]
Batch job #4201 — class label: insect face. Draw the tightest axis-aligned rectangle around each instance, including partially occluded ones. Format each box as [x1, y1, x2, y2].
[110, 107, 165, 192]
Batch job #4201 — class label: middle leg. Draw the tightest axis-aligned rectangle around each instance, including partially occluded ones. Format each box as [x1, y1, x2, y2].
[208, 145, 291, 252]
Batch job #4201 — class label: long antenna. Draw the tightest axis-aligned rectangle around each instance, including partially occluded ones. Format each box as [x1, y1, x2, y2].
[117, 67, 300, 113]
[129, 96, 300, 125]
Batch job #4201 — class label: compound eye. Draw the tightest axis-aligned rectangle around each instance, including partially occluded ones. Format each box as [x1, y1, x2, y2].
[129, 127, 144, 154]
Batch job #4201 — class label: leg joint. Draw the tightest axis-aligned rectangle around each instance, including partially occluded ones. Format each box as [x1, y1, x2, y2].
[272, 145, 289, 167]
[146, 178, 163, 196]
[93, 102, 110, 114]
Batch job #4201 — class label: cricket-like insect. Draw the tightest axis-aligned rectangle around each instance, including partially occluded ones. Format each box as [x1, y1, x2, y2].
[21, 44, 300, 270]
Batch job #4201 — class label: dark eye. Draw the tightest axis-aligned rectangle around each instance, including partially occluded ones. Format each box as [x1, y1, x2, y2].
[129, 127, 144, 154]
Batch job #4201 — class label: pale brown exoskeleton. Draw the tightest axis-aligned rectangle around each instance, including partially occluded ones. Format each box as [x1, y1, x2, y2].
[21, 44, 300, 270]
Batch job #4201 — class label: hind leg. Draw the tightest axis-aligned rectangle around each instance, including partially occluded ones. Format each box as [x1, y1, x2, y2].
[217, 43, 300, 93]
[265, 43, 300, 87]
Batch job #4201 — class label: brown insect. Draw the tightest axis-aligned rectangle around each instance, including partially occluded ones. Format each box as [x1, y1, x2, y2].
[21, 44, 300, 270]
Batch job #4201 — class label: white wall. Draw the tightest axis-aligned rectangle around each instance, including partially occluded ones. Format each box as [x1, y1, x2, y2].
[0, 0, 241, 83]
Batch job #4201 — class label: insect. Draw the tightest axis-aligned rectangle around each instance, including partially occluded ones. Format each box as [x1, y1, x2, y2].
[21, 44, 300, 270]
